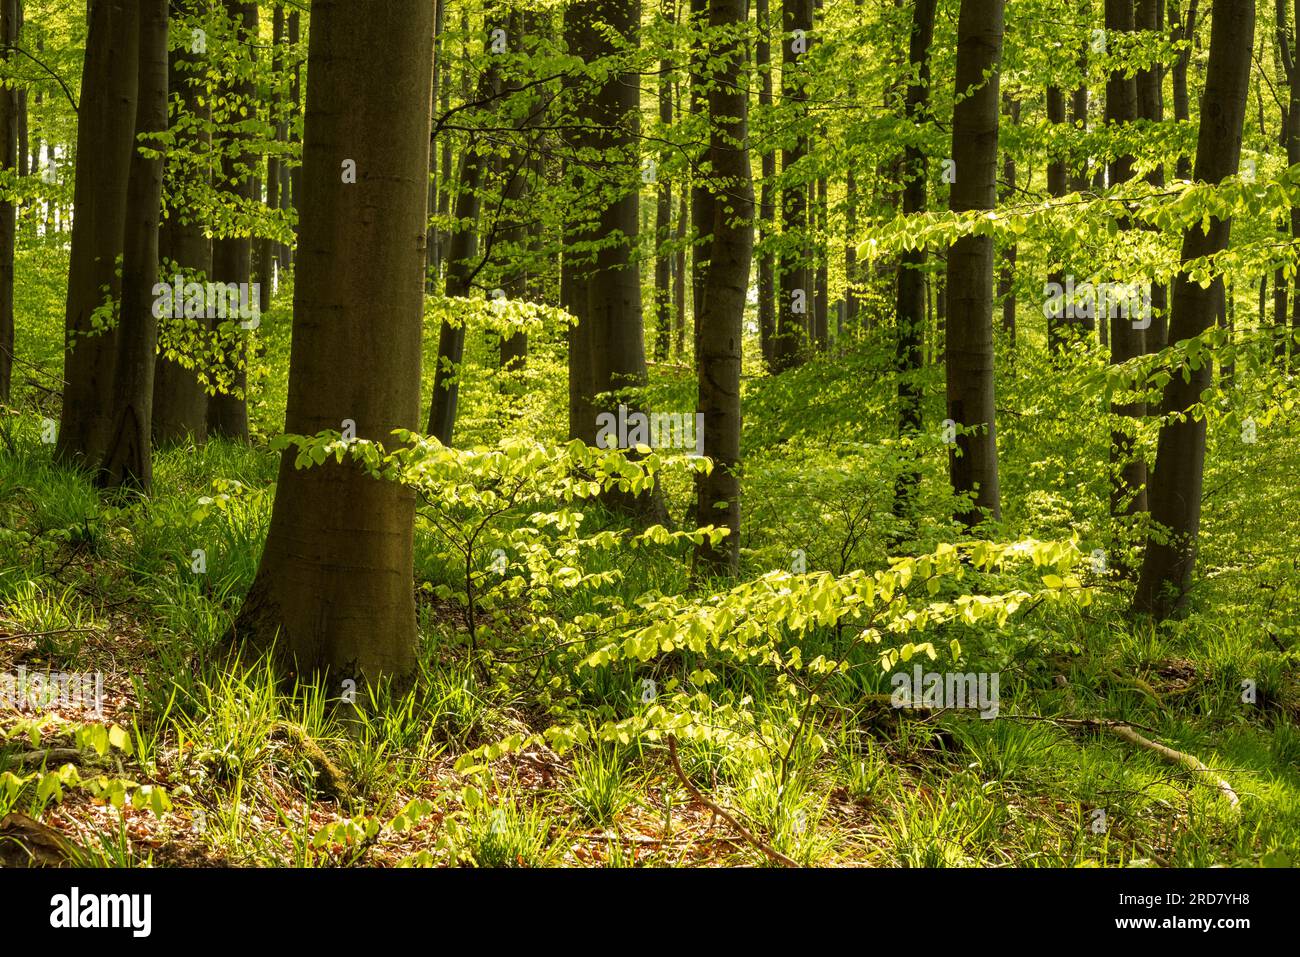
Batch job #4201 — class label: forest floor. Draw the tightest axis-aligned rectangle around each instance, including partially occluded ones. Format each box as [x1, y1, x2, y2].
[1, 243, 1298, 867]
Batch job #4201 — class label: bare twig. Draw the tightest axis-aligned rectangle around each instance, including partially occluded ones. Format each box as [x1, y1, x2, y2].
[666, 735, 798, 867]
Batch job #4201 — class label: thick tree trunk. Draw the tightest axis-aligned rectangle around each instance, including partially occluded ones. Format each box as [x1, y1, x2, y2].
[153, 0, 212, 444]
[207, 0, 258, 442]
[695, 0, 754, 575]
[236, 0, 434, 685]
[99, 0, 168, 491]
[893, 0, 936, 522]
[1105, 0, 1149, 530]
[945, 0, 1005, 529]
[1135, 0, 1253, 619]
[772, 0, 813, 371]
[56, 0, 139, 466]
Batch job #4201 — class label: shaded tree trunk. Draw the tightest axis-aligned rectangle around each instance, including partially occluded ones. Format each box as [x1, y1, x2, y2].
[56, 0, 140, 466]
[235, 0, 435, 685]
[153, 0, 213, 444]
[695, 0, 754, 575]
[893, 0, 936, 522]
[1135, 0, 1253, 619]
[207, 0, 258, 442]
[1137, 0, 1169, 350]
[1105, 0, 1148, 530]
[772, 0, 813, 371]
[0, 0, 17, 401]
[756, 0, 777, 368]
[945, 0, 1005, 528]
[99, 0, 168, 491]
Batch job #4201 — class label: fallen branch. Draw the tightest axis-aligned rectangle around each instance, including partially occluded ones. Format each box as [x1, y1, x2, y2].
[1002, 714, 1239, 809]
[666, 735, 798, 867]
[1105, 724, 1240, 810]
[3, 748, 84, 768]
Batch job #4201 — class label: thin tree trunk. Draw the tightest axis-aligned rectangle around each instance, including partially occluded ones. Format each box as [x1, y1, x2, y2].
[945, 0, 1005, 529]
[1137, 0, 1169, 350]
[1105, 0, 1148, 531]
[892, 0, 936, 522]
[997, 93, 1020, 349]
[0, 0, 17, 401]
[236, 0, 434, 685]
[1046, 84, 1068, 353]
[207, 0, 258, 441]
[772, 0, 813, 371]
[1170, 0, 1199, 181]
[427, 15, 499, 446]
[756, 0, 776, 368]
[1135, 0, 1253, 619]
[153, 0, 212, 444]
[653, 0, 674, 364]
[695, 0, 754, 575]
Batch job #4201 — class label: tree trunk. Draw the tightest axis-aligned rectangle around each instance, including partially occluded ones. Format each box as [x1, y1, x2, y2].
[1135, 0, 1253, 619]
[153, 0, 213, 444]
[236, 0, 434, 685]
[99, 0, 168, 491]
[945, 0, 1005, 529]
[56, 0, 140, 466]
[689, 0, 712, 370]
[695, 0, 754, 575]
[772, 0, 813, 371]
[1137, 0, 1169, 350]
[427, 16, 499, 446]
[1170, 0, 1199, 181]
[564, 0, 651, 452]
[1046, 84, 1069, 353]
[997, 93, 1020, 348]
[893, 0, 936, 522]
[0, 0, 17, 402]
[207, 0, 258, 442]
[756, 0, 776, 368]
[1105, 0, 1148, 531]
[653, 0, 674, 364]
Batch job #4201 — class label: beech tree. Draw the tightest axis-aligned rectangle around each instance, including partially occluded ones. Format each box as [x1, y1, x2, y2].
[99, 0, 168, 490]
[1135, 0, 1255, 618]
[695, 0, 754, 574]
[944, 0, 1005, 527]
[56, 0, 138, 466]
[236, 0, 435, 683]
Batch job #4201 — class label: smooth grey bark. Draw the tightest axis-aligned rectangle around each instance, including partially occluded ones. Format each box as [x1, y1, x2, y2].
[236, 0, 435, 684]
